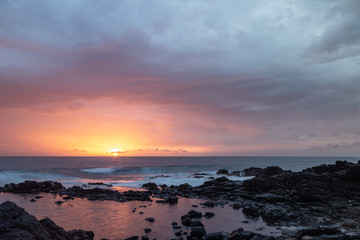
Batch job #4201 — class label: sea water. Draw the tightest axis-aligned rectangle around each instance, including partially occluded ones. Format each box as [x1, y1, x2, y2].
[0, 156, 358, 188]
[1, 156, 359, 239]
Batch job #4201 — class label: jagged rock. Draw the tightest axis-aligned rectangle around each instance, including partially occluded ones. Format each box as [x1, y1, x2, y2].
[0, 201, 93, 240]
[216, 169, 229, 174]
[205, 212, 215, 218]
[124, 236, 138, 240]
[242, 204, 259, 218]
[191, 226, 207, 238]
[2, 181, 64, 194]
[204, 232, 224, 240]
[141, 182, 159, 191]
[187, 209, 202, 218]
[67, 229, 94, 240]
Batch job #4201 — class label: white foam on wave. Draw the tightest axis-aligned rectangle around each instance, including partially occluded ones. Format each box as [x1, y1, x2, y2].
[80, 167, 122, 174]
[0, 170, 80, 187]
[111, 171, 254, 188]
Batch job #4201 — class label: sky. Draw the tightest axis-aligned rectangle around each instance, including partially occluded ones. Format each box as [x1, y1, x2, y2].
[0, 0, 359, 156]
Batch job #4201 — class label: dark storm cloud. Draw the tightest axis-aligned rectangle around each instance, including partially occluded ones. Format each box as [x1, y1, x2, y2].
[303, 0, 360, 62]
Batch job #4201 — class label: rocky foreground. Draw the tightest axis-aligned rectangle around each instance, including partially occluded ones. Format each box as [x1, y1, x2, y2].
[1, 160, 360, 239]
[0, 201, 94, 240]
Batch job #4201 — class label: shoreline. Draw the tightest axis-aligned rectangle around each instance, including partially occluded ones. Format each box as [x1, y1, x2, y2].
[1, 160, 360, 239]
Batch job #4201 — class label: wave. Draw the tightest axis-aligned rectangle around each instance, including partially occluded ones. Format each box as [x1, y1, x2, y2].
[0, 170, 80, 187]
[80, 167, 123, 174]
[79, 165, 222, 175]
[111, 172, 254, 188]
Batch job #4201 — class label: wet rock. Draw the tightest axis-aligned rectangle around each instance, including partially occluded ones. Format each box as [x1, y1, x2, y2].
[205, 212, 215, 218]
[67, 229, 94, 240]
[2, 180, 64, 194]
[241, 167, 263, 177]
[204, 232, 224, 240]
[201, 201, 215, 207]
[242, 204, 259, 218]
[187, 209, 202, 218]
[144, 217, 155, 222]
[191, 226, 207, 238]
[294, 227, 341, 239]
[165, 196, 179, 204]
[124, 236, 139, 240]
[216, 169, 229, 175]
[240, 231, 254, 239]
[0, 201, 92, 240]
[191, 219, 204, 227]
[141, 182, 159, 191]
[88, 182, 112, 187]
[181, 217, 191, 226]
[232, 203, 242, 209]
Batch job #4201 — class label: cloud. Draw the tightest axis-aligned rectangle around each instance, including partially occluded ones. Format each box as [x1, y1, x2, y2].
[303, 1, 360, 62]
[68, 148, 87, 153]
[0, 0, 359, 156]
[327, 142, 360, 149]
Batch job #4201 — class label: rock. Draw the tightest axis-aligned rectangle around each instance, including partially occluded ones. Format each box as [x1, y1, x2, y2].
[191, 226, 207, 238]
[232, 203, 242, 209]
[241, 167, 263, 176]
[229, 228, 245, 240]
[144, 217, 155, 222]
[229, 233, 245, 240]
[55, 201, 64, 205]
[204, 232, 224, 240]
[124, 236, 139, 240]
[142, 182, 159, 191]
[2, 181, 64, 194]
[294, 227, 341, 238]
[67, 229, 94, 240]
[201, 201, 215, 207]
[191, 219, 204, 227]
[165, 196, 179, 204]
[301, 236, 313, 240]
[143, 228, 151, 233]
[216, 169, 229, 174]
[205, 212, 215, 218]
[0, 201, 93, 240]
[187, 209, 202, 218]
[240, 231, 254, 239]
[242, 204, 259, 218]
[181, 217, 192, 226]
[141, 236, 149, 240]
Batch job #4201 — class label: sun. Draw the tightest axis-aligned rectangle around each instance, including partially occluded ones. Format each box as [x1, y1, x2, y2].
[109, 148, 122, 156]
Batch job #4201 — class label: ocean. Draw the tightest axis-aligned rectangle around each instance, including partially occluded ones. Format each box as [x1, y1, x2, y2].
[0, 156, 358, 188]
[1, 156, 359, 239]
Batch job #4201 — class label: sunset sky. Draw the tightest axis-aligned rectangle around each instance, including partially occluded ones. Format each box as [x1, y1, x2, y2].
[0, 0, 359, 156]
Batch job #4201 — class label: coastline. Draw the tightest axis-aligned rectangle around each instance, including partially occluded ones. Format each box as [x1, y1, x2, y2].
[1, 160, 360, 239]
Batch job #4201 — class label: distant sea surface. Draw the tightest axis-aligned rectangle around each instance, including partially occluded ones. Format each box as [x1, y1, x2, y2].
[0, 156, 359, 188]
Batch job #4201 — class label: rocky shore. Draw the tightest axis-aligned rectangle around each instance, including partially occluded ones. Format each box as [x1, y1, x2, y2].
[0, 201, 93, 240]
[1, 160, 360, 239]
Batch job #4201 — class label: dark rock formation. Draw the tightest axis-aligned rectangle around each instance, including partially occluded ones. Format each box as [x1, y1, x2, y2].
[2, 180, 64, 194]
[0, 201, 93, 240]
[216, 169, 229, 174]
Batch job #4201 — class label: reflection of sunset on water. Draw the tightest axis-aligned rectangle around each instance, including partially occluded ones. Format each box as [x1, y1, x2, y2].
[0, 193, 280, 239]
